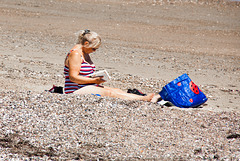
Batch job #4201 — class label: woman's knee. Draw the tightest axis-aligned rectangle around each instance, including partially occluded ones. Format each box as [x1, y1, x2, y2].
[102, 88, 114, 97]
[106, 87, 123, 93]
[114, 88, 123, 93]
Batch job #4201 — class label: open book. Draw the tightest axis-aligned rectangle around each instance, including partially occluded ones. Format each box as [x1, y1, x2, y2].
[88, 70, 111, 81]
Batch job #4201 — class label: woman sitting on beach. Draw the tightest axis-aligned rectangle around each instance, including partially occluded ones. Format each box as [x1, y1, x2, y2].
[64, 29, 155, 102]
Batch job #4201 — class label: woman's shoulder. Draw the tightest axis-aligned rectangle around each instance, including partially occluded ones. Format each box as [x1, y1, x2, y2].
[66, 49, 83, 66]
[68, 49, 83, 57]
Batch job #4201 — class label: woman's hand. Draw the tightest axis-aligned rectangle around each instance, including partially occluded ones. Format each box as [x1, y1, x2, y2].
[93, 76, 106, 84]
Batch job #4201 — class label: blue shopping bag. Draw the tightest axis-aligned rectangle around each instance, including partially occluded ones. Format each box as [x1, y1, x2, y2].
[159, 73, 208, 108]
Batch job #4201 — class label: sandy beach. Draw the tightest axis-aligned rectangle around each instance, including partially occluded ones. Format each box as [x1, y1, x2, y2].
[0, 0, 240, 160]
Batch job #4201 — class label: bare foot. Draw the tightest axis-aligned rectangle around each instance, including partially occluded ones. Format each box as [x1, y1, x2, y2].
[144, 93, 155, 102]
[151, 93, 161, 103]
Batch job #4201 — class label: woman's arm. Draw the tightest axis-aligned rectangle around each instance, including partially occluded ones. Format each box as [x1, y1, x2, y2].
[68, 51, 105, 84]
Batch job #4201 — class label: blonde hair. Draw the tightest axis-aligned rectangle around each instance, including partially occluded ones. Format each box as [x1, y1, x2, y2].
[76, 29, 101, 48]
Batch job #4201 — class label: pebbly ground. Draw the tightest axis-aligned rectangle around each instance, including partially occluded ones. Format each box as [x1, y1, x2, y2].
[0, 89, 239, 160]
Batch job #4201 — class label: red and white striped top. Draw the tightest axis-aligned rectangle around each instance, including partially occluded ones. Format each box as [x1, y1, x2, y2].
[64, 51, 96, 94]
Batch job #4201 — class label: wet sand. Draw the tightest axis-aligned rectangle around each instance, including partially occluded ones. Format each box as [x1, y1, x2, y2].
[0, 0, 239, 160]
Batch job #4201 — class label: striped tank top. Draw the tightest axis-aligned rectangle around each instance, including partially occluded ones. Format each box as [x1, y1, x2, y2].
[64, 51, 97, 94]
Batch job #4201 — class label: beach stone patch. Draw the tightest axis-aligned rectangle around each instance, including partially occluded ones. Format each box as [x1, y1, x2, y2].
[0, 90, 239, 160]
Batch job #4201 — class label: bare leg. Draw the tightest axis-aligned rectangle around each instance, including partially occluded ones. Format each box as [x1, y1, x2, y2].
[73, 85, 154, 102]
